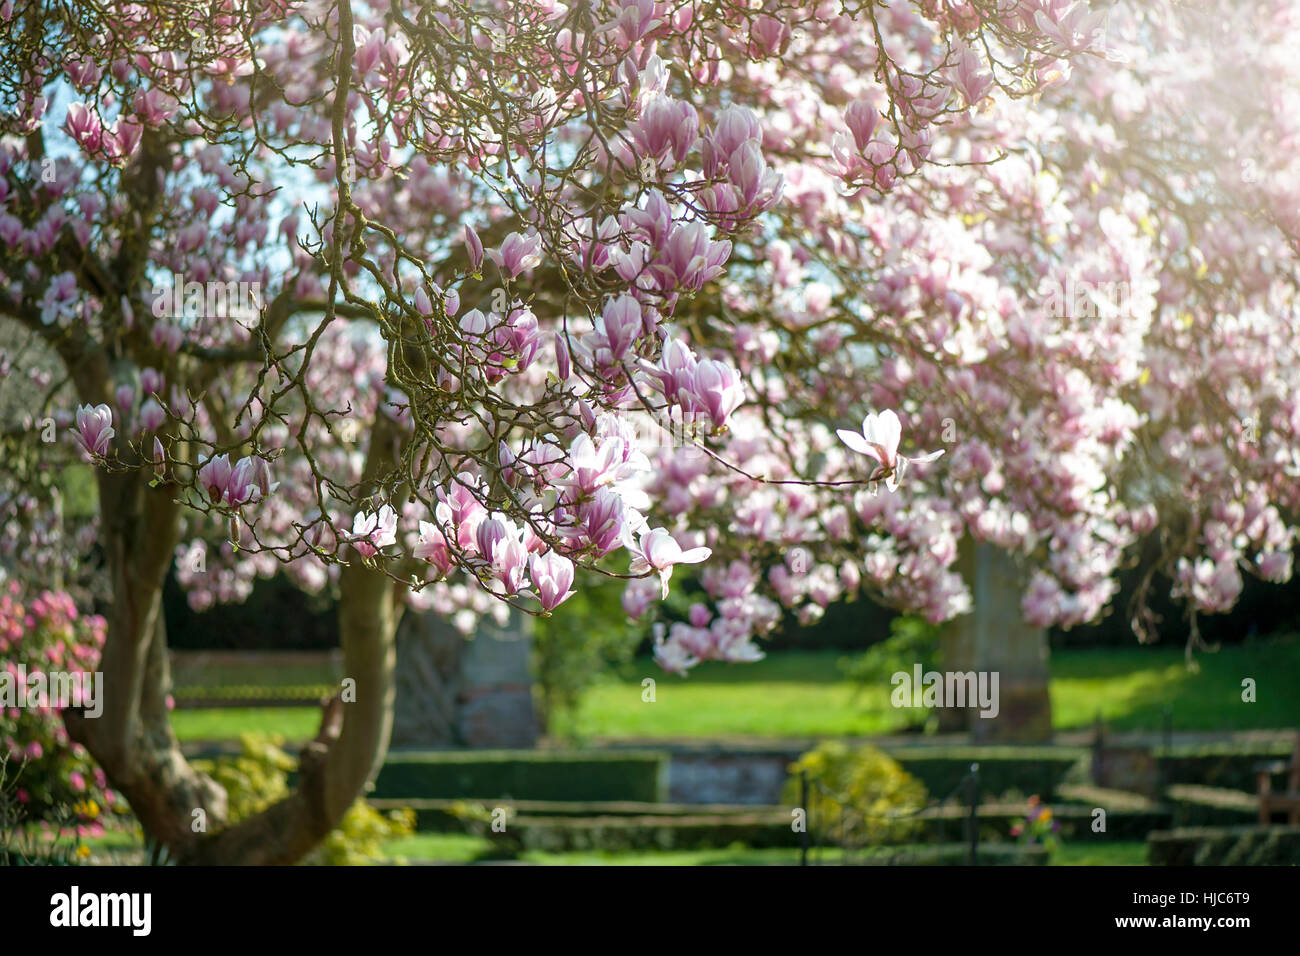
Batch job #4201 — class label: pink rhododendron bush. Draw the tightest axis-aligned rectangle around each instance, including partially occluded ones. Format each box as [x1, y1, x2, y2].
[0, 0, 1297, 863]
[0, 583, 115, 838]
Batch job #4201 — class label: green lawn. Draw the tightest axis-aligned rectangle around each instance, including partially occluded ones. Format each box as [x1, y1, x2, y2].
[1052, 841, 1146, 866]
[378, 834, 1144, 866]
[172, 706, 323, 742]
[563, 636, 1300, 739]
[79, 829, 1143, 865]
[170, 636, 1300, 742]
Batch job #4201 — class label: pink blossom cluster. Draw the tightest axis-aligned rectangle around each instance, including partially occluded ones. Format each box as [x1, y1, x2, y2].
[0, 582, 114, 834]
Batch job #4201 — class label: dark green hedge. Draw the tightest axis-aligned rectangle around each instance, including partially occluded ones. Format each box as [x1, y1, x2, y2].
[916, 803, 1169, 842]
[1148, 825, 1300, 865]
[372, 750, 669, 802]
[500, 813, 795, 852]
[878, 746, 1088, 799]
[1156, 741, 1294, 792]
[502, 820, 1050, 859]
[369, 797, 767, 830]
[1166, 785, 1259, 828]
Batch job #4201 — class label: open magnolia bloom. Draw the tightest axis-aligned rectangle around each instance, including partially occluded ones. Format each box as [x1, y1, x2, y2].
[837, 409, 944, 492]
[624, 526, 712, 599]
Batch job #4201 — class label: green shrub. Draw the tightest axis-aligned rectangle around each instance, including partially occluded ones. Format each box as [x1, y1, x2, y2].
[0, 754, 90, 865]
[839, 616, 940, 727]
[532, 575, 643, 735]
[0, 584, 115, 838]
[785, 741, 929, 845]
[882, 745, 1086, 799]
[193, 733, 413, 865]
[840, 615, 941, 685]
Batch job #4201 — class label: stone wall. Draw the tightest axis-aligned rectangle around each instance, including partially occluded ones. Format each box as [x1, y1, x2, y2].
[391, 607, 538, 749]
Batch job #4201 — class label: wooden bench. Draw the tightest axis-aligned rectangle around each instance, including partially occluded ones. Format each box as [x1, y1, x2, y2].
[1257, 732, 1300, 824]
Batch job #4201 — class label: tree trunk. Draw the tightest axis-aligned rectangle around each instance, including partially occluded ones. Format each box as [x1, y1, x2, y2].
[939, 537, 1054, 742]
[177, 413, 406, 865]
[64, 401, 407, 864]
[178, 559, 401, 865]
[64, 468, 230, 857]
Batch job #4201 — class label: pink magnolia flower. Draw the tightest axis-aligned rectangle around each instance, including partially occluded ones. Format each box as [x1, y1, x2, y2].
[837, 409, 943, 492]
[435, 473, 487, 548]
[844, 100, 881, 152]
[487, 231, 543, 278]
[951, 46, 993, 109]
[630, 94, 699, 169]
[648, 221, 731, 293]
[553, 331, 572, 380]
[354, 25, 387, 76]
[133, 88, 178, 127]
[64, 57, 101, 90]
[557, 486, 631, 555]
[414, 521, 455, 577]
[1257, 550, 1293, 583]
[559, 432, 649, 498]
[103, 117, 143, 166]
[64, 103, 102, 153]
[620, 190, 674, 247]
[464, 224, 484, 272]
[624, 526, 712, 598]
[622, 576, 659, 619]
[475, 515, 509, 563]
[196, 454, 234, 505]
[72, 403, 114, 457]
[414, 286, 432, 316]
[530, 551, 576, 611]
[350, 504, 398, 558]
[475, 515, 528, 593]
[138, 398, 166, 432]
[594, 295, 643, 362]
[706, 105, 762, 165]
[691, 358, 745, 430]
[492, 307, 542, 371]
[140, 367, 164, 396]
[197, 454, 275, 508]
[643, 336, 698, 406]
[240, 456, 279, 503]
[748, 14, 791, 58]
[653, 630, 699, 676]
[727, 141, 783, 210]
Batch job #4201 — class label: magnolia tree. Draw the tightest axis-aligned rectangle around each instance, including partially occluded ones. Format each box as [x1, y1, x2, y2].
[0, 0, 1297, 863]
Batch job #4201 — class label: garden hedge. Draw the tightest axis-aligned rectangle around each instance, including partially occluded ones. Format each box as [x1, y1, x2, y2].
[1148, 824, 1300, 865]
[1165, 785, 1259, 828]
[372, 750, 670, 802]
[876, 746, 1088, 799]
[1154, 741, 1296, 792]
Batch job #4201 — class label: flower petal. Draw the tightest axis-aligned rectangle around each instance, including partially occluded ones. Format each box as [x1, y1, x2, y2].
[676, 547, 712, 565]
[836, 428, 871, 454]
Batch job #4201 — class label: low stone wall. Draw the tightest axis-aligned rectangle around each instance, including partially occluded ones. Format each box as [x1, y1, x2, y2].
[666, 749, 798, 804]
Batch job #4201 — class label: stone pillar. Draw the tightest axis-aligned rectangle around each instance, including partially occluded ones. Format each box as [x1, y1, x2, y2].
[390, 610, 465, 748]
[942, 537, 1053, 743]
[454, 608, 539, 748]
[391, 605, 539, 749]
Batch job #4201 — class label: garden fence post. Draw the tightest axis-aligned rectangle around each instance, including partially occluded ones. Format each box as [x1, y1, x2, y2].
[1159, 706, 1173, 795]
[800, 770, 809, 867]
[967, 762, 980, 866]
